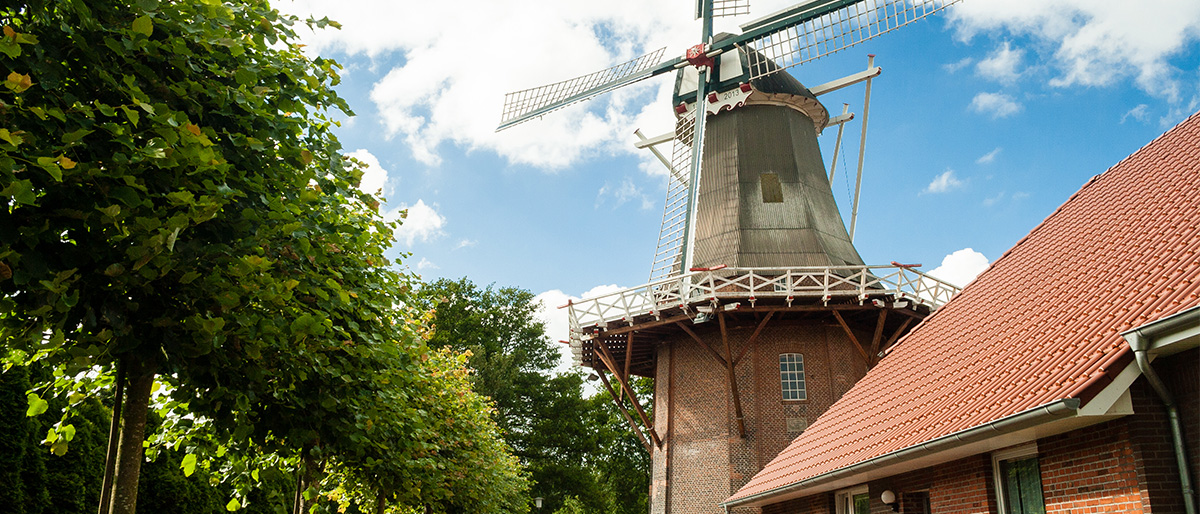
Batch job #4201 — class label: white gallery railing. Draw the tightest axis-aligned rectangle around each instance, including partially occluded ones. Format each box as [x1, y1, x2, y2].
[565, 265, 961, 363]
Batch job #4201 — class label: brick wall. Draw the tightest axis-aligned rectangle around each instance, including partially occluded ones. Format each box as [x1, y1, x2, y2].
[650, 314, 871, 514]
[928, 454, 995, 514]
[1039, 419, 1145, 512]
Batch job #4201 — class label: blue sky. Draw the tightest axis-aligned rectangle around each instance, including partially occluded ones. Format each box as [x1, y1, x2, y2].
[276, 0, 1200, 351]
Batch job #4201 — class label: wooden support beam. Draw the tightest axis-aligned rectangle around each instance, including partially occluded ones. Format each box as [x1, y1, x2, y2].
[589, 304, 879, 340]
[595, 340, 662, 447]
[832, 310, 870, 362]
[719, 312, 747, 438]
[733, 311, 775, 365]
[674, 321, 728, 367]
[623, 332, 633, 381]
[880, 316, 914, 354]
[868, 309, 888, 366]
[597, 371, 652, 453]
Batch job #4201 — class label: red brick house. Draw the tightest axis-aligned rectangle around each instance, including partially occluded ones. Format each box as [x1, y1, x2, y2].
[723, 113, 1200, 514]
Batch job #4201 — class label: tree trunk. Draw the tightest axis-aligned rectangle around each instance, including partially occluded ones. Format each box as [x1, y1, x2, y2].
[296, 456, 324, 514]
[107, 356, 155, 514]
[374, 491, 386, 514]
[97, 360, 126, 514]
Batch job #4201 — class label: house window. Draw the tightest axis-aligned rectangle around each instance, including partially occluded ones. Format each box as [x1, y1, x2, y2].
[780, 353, 806, 400]
[761, 172, 783, 203]
[835, 485, 870, 514]
[992, 444, 1046, 514]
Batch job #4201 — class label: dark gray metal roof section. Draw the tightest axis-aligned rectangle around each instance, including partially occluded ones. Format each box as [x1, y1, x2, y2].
[692, 103, 864, 269]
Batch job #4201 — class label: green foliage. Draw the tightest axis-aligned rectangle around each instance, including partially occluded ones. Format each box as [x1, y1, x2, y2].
[586, 378, 652, 514]
[551, 496, 586, 514]
[0, 1, 527, 512]
[416, 278, 651, 514]
[0, 366, 36, 513]
[0, 365, 108, 513]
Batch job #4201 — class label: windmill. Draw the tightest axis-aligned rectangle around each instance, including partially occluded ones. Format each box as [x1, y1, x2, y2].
[498, 1, 964, 512]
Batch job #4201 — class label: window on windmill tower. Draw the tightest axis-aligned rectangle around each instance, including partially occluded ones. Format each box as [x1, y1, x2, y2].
[779, 353, 806, 400]
[761, 172, 784, 203]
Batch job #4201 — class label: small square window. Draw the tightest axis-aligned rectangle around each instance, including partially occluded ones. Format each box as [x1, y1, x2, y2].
[761, 172, 783, 203]
[779, 353, 806, 400]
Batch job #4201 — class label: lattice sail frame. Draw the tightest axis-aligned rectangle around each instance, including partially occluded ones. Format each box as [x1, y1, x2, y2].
[498, 47, 670, 130]
[648, 108, 699, 281]
[711, 0, 751, 18]
[739, 0, 960, 80]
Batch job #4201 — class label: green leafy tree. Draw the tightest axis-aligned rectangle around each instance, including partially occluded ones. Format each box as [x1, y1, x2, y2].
[586, 378, 652, 514]
[416, 278, 621, 513]
[1, 2, 522, 513]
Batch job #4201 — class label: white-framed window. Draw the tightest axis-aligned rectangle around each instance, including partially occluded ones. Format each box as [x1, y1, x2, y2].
[835, 485, 870, 514]
[992, 443, 1046, 514]
[780, 353, 806, 400]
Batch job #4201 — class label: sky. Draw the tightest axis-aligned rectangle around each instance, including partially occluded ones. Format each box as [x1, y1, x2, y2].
[274, 0, 1200, 371]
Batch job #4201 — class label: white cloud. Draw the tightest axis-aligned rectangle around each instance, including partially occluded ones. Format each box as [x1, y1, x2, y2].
[975, 41, 1025, 83]
[1121, 104, 1150, 123]
[416, 257, 439, 270]
[596, 177, 656, 210]
[976, 147, 1002, 164]
[928, 248, 990, 288]
[944, 56, 973, 73]
[969, 91, 1023, 118]
[454, 239, 477, 250]
[345, 148, 390, 198]
[924, 169, 964, 194]
[983, 191, 1006, 206]
[947, 0, 1200, 103]
[278, 0, 825, 170]
[387, 199, 446, 246]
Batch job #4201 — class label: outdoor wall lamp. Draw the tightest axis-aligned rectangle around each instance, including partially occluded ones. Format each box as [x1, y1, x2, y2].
[880, 490, 899, 512]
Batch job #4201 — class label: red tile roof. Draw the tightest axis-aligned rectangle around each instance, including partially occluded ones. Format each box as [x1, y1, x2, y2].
[727, 111, 1200, 505]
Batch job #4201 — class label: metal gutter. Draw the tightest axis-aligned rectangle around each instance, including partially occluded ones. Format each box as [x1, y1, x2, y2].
[1122, 306, 1199, 514]
[722, 398, 1080, 508]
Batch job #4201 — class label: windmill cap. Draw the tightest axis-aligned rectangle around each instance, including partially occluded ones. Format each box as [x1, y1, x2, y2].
[673, 32, 828, 126]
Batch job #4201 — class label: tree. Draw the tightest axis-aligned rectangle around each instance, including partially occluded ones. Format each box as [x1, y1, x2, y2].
[585, 378, 651, 514]
[417, 278, 634, 513]
[0, 2, 523, 513]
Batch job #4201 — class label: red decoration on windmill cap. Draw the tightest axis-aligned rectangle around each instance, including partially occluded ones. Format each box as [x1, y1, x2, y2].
[739, 83, 752, 93]
[707, 92, 718, 103]
[675, 103, 688, 114]
[685, 44, 715, 68]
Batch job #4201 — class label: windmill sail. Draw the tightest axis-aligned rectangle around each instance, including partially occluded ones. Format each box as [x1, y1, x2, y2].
[648, 110, 699, 282]
[497, 47, 675, 131]
[707, 0, 751, 18]
[731, 0, 961, 80]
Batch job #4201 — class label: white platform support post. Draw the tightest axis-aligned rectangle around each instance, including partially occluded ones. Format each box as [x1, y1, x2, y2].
[829, 103, 850, 183]
[849, 55, 875, 242]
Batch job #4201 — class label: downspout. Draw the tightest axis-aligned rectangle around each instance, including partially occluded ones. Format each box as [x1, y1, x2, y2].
[1127, 330, 1197, 514]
